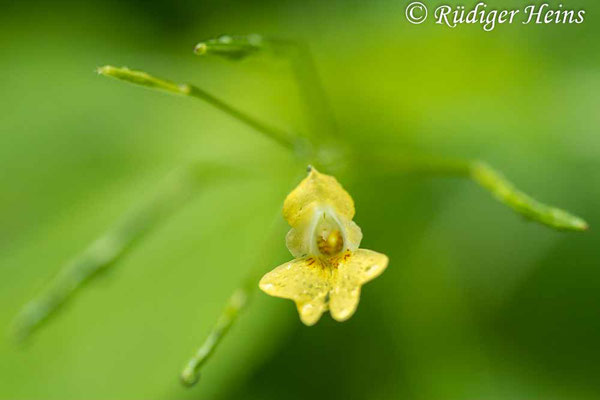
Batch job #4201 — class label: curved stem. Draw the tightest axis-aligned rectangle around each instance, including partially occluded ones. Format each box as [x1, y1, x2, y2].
[362, 152, 588, 232]
[470, 161, 588, 231]
[193, 35, 338, 141]
[97, 66, 304, 154]
[180, 286, 250, 387]
[179, 210, 289, 387]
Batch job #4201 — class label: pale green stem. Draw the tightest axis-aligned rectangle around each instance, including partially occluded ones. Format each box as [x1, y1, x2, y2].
[193, 35, 338, 141]
[12, 163, 235, 341]
[180, 286, 250, 387]
[471, 161, 588, 231]
[364, 153, 588, 231]
[97, 66, 303, 153]
[180, 209, 288, 387]
[272, 38, 339, 140]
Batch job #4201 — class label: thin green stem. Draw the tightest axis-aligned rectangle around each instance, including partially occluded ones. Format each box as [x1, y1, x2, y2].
[180, 211, 288, 387]
[97, 66, 303, 153]
[180, 286, 250, 387]
[363, 152, 588, 232]
[12, 163, 236, 341]
[271, 39, 339, 140]
[470, 161, 588, 231]
[193, 35, 338, 141]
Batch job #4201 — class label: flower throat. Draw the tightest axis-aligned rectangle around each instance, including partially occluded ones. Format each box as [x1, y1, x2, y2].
[315, 213, 344, 256]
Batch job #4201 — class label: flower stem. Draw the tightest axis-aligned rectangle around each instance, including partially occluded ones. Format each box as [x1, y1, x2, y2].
[470, 161, 588, 231]
[180, 286, 250, 387]
[97, 66, 302, 153]
[179, 212, 288, 387]
[193, 35, 338, 141]
[270, 38, 339, 140]
[363, 152, 588, 232]
[11, 163, 236, 341]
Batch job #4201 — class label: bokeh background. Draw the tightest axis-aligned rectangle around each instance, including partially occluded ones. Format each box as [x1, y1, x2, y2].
[1, 0, 599, 398]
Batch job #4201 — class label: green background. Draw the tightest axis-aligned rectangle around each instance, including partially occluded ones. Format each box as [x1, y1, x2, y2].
[1, 0, 599, 398]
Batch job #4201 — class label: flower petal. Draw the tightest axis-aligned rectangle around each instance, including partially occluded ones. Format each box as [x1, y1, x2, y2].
[285, 225, 311, 258]
[259, 257, 331, 326]
[330, 249, 389, 321]
[283, 167, 355, 227]
[340, 218, 363, 251]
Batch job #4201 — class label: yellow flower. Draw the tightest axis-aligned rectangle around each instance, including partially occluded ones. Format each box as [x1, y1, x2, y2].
[259, 167, 389, 325]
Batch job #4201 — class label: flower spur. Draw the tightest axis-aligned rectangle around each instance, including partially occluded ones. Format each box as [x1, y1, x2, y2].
[259, 167, 389, 325]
